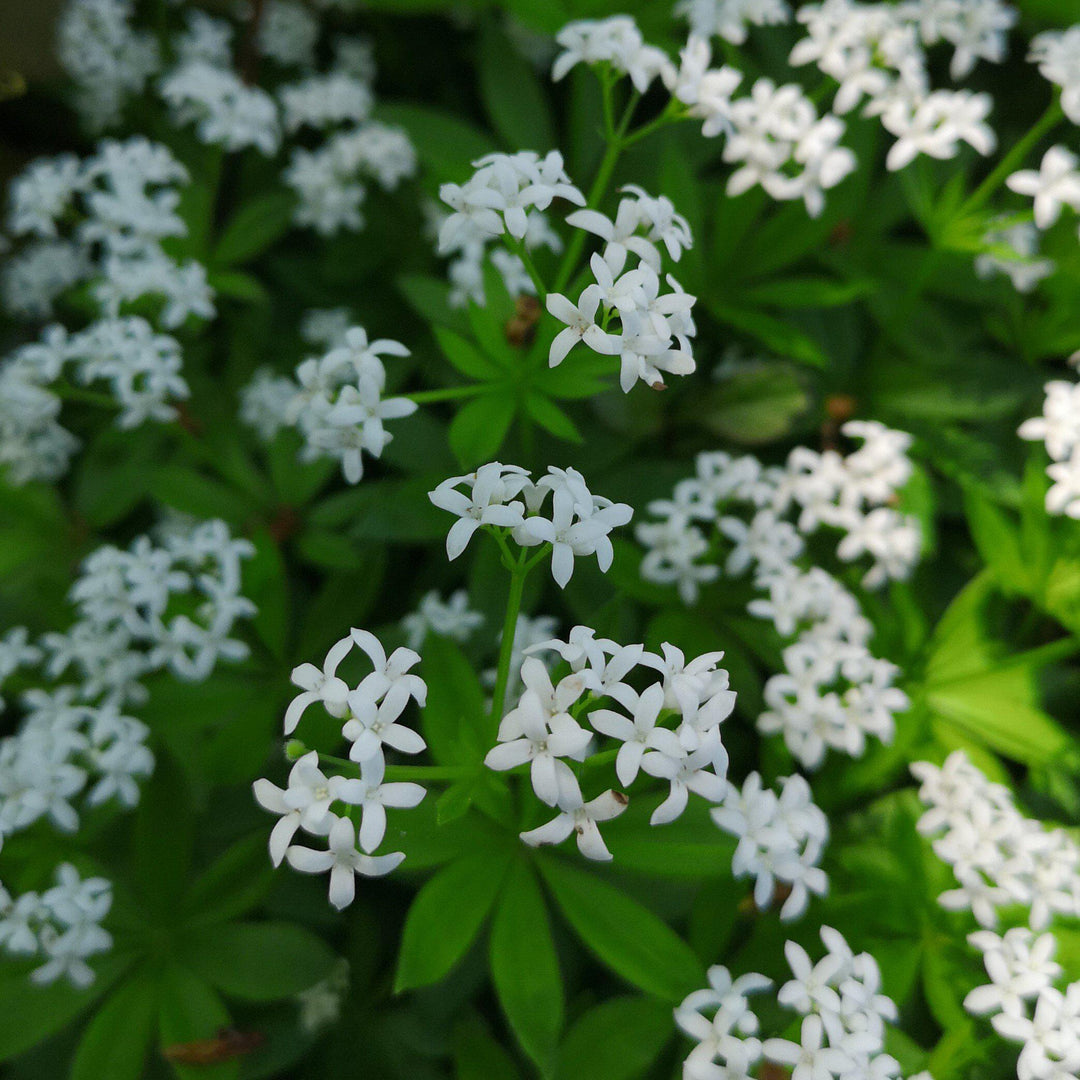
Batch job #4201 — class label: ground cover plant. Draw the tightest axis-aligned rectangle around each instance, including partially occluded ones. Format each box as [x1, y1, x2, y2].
[0, 0, 1079, 1077]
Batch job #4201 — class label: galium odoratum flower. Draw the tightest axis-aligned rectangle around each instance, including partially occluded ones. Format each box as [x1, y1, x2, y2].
[485, 629, 736, 859]
[256, 628, 428, 907]
[429, 463, 632, 587]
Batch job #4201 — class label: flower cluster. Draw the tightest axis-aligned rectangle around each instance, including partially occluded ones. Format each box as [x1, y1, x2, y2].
[0, 691, 152, 848]
[915, 752, 1080, 1080]
[912, 751, 1080, 931]
[4, 136, 213, 326]
[676, 0, 792, 45]
[240, 325, 416, 484]
[279, 39, 417, 237]
[41, 518, 256, 704]
[160, 62, 280, 155]
[676, 927, 902, 1080]
[547, 185, 699, 392]
[713, 771, 829, 920]
[255, 630, 428, 909]
[0, 865, 112, 988]
[638, 425, 918, 769]
[56, 0, 159, 131]
[556, 21, 857, 217]
[436, 151, 581, 307]
[401, 590, 484, 651]
[429, 463, 633, 587]
[790, 0, 1004, 171]
[0, 317, 189, 485]
[484, 627, 734, 859]
[1019, 371, 1080, 517]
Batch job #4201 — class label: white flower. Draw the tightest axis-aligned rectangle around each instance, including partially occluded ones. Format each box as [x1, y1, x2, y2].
[286, 816, 404, 910]
[589, 682, 684, 786]
[484, 689, 591, 806]
[520, 789, 628, 860]
[428, 463, 530, 560]
[342, 685, 427, 764]
[1007, 146, 1080, 230]
[545, 286, 619, 366]
[335, 753, 425, 854]
[283, 634, 354, 735]
[401, 590, 484, 650]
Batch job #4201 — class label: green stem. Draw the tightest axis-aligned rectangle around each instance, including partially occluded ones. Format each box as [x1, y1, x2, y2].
[406, 385, 486, 404]
[959, 98, 1064, 219]
[488, 551, 531, 728]
[552, 92, 640, 295]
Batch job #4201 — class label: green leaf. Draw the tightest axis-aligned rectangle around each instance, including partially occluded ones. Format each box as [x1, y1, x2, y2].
[525, 393, 582, 443]
[295, 527, 364, 570]
[452, 1013, 519, 1080]
[207, 269, 269, 304]
[448, 393, 517, 467]
[420, 635, 487, 765]
[243, 530, 288, 658]
[538, 858, 705, 1001]
[153, 466, 256, 522]
[489, 861, 563, 1077]
[434, 327, 504, 380]
[556, 996, 673, 1080]
[478, 20, 555, 151]
[398, 275, 471, 335]
[705, 300, 828, 367]
[180, 833, 274, 928]
[157, 964, 236, 1080]
[740, 275, 874, 309]
[962, 487, 1028, 593]
[71, 970, 157, 1080]
[182, 920, 336, 1002]
[0, 953, 127, 1062]
[211, 191, 295, 267]
[308, 477, 448, 542]
[693, 366, 808, 445]
[395, 850, 512, 991]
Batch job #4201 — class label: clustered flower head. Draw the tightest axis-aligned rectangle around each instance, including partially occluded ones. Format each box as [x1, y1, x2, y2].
[51, 519, 255, 700]
[676, 0, 792, 45]
[255, 629, 428, 909]
[56, 0, 159, 130]
[240, 325, 416, 485]
[428, 462, 633, 588]
[160, 61, 281, 155]
[913, 752, 1080, 1080]
[4, 136, 213, 326]
[435, 151, 580, 307]
[0, 865, 112, 988]
[1019, 372, 1080, 517]
[713, 771, 829, 920]
[790, 0, 1005, 171]
[485, 626, 735, 859]
[639, 426, 917, 769]
[912, 751, 1080, 931]
[547, 185, 700, 393]
[555, 22, 857, 217]
[1007, 146, 1080, 239]
[676, 926, 902, 1080]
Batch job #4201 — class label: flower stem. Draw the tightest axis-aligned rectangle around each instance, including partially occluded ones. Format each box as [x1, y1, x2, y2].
[552, 91, 641, 295]
[488, 550, 531, 730]
[959, 97, 1064, 219]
